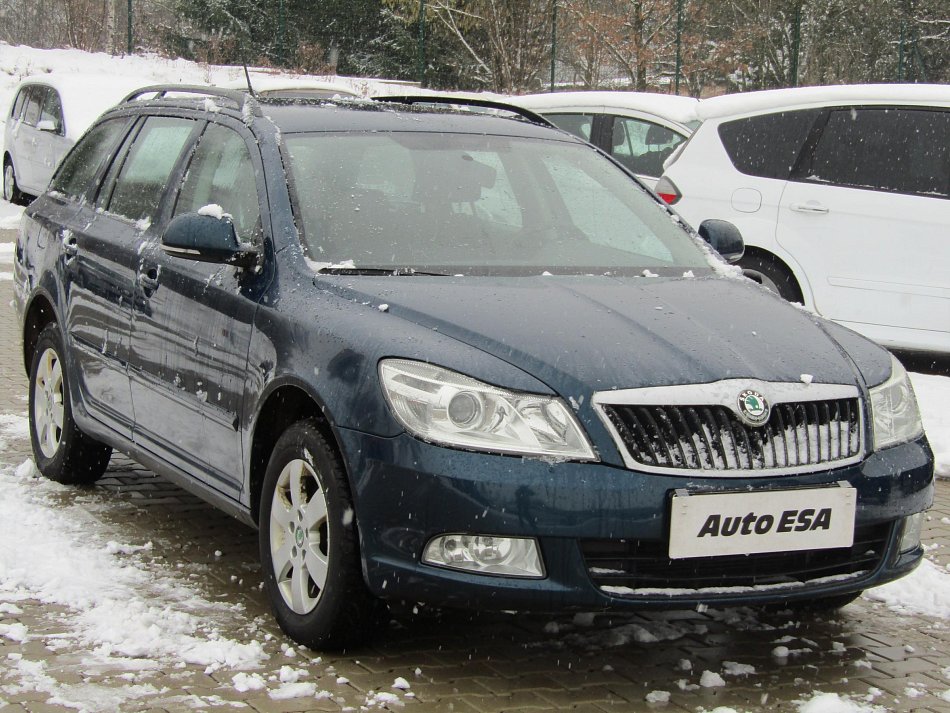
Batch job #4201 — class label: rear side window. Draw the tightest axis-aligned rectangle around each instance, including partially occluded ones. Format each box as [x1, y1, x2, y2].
[610, 117, 686, 178]
[804, 108, 950, 198]
[174, 123, 262, 241]
[22, 86, 46, 127]
[107, 116, 197, 224]
[50, 118, 129, 200]
[718, 109, 820, 180]
[546, 113, 594, 142]
[39, 89, 64, 134]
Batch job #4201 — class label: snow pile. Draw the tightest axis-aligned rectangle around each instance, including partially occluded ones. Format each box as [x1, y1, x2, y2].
[865, 558, 950, 618]
[910, 372, 950, 479]
[0, 202, 22, 230]
[0, 447, 269, 675]
[796, 691, 887, 713]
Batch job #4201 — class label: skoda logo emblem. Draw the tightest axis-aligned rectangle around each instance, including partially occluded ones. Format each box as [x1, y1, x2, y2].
[737, 389, 770, 426]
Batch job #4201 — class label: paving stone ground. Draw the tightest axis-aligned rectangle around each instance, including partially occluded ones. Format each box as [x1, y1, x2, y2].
[1, 228, 949, 713]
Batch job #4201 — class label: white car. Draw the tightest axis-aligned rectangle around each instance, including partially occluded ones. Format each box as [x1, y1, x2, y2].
[218, 76, 361, 99]
[512, 91, 699, 187]
[3, 74, 151, 204]
[657, 84, 950, 354]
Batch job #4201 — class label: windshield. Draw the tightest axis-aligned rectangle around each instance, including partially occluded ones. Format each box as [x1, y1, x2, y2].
[284, 131, 713, 276]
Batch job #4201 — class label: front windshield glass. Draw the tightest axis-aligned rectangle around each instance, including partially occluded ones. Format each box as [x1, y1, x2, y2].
[284, 131, 713, 276]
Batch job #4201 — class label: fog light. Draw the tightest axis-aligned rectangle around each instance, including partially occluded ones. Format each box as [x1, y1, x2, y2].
[423, 534, 544, 578]
[899, 513, 924, 553]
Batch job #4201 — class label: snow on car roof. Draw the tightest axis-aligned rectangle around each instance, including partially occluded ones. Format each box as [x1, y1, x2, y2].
[13, 73, 153, 140]
[697, 83, 950, 121]
[513, 91, 700, 126]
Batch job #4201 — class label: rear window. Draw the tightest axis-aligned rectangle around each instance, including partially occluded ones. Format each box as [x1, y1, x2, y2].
[803, 108, 950, 198]
[718, 109, 820, 180]
[545, 113, 594, 142]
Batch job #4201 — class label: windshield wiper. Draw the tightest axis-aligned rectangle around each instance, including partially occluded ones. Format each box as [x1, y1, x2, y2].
[315, 266, 450, 276]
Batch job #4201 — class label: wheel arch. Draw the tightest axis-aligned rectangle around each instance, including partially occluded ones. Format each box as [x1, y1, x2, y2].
[22, 292, 61, 376]
[248, 380, 343, 525]
[739, 245, 812, 306]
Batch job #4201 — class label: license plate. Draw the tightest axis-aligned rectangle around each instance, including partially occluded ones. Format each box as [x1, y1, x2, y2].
[668, 484, 856, 560]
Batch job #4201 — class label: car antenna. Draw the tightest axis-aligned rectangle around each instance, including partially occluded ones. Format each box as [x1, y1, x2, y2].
[242, 60, 256, 98]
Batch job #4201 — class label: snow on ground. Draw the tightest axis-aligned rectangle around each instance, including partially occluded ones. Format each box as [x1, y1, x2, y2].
[0, 201, 22, 230]
[911, 372, 950, 479]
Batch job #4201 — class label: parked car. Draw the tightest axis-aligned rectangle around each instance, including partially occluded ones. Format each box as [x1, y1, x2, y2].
[14, 86, 932, 649]
[219, 76, 360, 99]
[656, 84, 950, 354]
[512, 91, 699, 187]
[3, 74, 152, 205]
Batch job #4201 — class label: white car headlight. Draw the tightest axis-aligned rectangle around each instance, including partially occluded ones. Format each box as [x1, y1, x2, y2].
[379, 359, 596, 460]
[869, 355, 923, 451]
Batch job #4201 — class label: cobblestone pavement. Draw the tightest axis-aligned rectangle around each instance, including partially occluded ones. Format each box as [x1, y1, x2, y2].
[1, 229, 949, 713]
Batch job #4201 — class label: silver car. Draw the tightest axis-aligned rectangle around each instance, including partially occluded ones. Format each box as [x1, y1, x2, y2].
[4, 74, 149, 204]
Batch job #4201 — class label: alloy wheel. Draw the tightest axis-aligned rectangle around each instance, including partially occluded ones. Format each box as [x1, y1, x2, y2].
[3, 163, 14, 203]
[269, 458, 330, 615]
[33, 347, 65, 459]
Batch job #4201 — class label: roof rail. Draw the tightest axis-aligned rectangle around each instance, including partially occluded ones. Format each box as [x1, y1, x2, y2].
[121, 85, 262, 117]
[372, 95, 554, 128]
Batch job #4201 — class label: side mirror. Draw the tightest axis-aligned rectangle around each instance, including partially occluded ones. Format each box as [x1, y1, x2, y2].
[162, 212, 259, 269]
[36, 119, 59, 133]
[698, 219, 744, 264]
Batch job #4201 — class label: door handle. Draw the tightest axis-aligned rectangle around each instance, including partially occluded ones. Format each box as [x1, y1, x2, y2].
[138, 266, 160, 292]
[61, 232, 79, 258]
[790, 202, 829, 215]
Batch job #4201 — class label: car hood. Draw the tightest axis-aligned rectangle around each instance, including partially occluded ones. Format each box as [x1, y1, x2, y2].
[316, 274, 889, 397]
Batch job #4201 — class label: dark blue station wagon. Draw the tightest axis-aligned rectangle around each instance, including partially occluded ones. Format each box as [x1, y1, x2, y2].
[13, 87, 933, 649]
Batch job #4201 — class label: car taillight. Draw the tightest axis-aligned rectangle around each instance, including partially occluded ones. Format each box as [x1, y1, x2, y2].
[654, 176, 681, 205]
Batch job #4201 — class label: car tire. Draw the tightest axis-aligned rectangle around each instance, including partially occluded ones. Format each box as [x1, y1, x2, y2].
[29, 324, 112, 484]
[259, 419, 385, 650]
[739, 254, 804, 303]
[3, 158, 27, 206]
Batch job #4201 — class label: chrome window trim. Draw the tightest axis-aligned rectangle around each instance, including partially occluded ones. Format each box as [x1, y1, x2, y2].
[592, 379, 864, 477]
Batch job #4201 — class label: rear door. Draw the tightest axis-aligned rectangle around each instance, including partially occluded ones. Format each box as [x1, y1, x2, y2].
[777, 106, 950, 350]
[12, 85, 46, 192]
[51, 116, 138, 436]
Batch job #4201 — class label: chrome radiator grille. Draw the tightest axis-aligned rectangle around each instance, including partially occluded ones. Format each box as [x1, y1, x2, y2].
[595, 382, 864, 475]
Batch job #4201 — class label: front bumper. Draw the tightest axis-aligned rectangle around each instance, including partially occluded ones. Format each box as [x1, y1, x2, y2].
[338, 428, 933, 611]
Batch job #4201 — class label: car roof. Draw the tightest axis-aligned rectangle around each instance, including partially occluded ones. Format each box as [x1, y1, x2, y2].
[111, 89, 573, 141]
[261, 98, 566, 138]
[697, 83, 950, 121]
[13, 73, 154, 140]
[513, 91, 700, 126]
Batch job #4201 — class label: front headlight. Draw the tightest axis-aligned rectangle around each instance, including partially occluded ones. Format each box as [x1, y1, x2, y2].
[869, 355, 923, 451]
[379, 359, 596, 460]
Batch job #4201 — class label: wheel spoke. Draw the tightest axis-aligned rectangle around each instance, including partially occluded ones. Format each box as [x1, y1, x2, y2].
[44, 422, 58, 454]
[271, 536, 294, 579]
[271, 497, 293, 529]
[304, 548, 329, 590]
[302, 488, 328, 530]
[290, 562, 311, 613]
[51, 402, 64, 430]
[288, 460, 306, 510]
